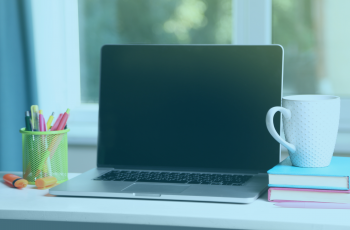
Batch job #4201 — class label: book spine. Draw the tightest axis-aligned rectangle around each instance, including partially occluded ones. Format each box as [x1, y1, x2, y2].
[268, 187, 350, 202]
[268, 184, 349, 190]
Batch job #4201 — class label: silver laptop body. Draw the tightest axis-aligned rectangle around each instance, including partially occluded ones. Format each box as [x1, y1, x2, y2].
[50, 45, 284, 203]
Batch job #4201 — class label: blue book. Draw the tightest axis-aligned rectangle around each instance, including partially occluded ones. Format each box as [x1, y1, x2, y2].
[268, 156, 350, 190]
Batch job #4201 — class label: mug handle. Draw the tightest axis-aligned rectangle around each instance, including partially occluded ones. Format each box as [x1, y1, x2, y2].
[266, 107, 296, 153]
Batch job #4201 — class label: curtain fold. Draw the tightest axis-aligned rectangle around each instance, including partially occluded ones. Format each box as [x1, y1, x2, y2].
[0, 0, 38, 171]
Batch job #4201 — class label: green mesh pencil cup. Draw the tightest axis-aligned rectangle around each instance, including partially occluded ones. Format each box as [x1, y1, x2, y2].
[19, 128, 69, 184]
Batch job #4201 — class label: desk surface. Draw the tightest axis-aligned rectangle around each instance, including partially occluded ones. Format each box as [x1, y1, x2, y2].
[1, 171, 349, 230]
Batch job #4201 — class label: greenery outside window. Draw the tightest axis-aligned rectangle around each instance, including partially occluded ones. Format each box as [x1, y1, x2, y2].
[31, 0, 350, 154]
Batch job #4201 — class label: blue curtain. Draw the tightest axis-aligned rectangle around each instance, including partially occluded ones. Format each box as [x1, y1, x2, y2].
[0, 0, 38, 171]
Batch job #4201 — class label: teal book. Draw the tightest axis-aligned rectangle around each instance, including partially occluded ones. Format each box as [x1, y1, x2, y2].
[268, 156, 350, 190]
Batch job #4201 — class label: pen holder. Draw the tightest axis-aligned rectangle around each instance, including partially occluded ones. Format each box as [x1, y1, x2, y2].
[19, 128, 69, 185]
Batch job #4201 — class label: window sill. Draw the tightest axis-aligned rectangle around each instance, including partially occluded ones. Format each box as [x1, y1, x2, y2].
[68, 121, 350, 156]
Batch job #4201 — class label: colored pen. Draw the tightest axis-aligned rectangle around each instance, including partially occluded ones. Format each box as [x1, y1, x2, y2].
[46, 112, 55, 130]
[38, 110, 48, 175]
[43, 116, 47, 131]
[274, 202, 350, 209]
[25, 111, 32, 131]
[39, 110, 46, 131]
[51, 113, 63, 131]
[56, 109, 70, 130]
[31, 105, 39, 131]
[30, 112, 34, 130]
[3, 174, 28, 189]
[26, 111, 34, 141]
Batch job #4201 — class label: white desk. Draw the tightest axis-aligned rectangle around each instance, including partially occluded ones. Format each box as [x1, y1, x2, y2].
[1, 172, 349, 230]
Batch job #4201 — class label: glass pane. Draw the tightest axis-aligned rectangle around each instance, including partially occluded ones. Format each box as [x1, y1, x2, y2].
[78, 0, 233, 103]
[272, 0, 350, 97]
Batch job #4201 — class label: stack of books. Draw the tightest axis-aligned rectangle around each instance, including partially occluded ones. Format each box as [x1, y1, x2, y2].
[267, 156, 350, 203]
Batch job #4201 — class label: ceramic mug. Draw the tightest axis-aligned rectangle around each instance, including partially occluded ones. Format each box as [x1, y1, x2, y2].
[266, 95, 340, 167]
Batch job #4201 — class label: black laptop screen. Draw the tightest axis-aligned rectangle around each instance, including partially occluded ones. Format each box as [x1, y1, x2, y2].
[97, 45, 282, 172]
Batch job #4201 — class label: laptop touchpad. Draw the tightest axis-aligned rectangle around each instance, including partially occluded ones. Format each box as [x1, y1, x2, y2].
[122, 183, 189, 194]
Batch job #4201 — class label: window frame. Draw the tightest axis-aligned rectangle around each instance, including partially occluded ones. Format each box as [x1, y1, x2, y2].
[31, 0, 350, 152]
[31, 0, 97, 145]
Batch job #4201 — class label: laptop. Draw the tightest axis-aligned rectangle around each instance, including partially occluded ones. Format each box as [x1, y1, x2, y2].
[50, 45, 283, 203]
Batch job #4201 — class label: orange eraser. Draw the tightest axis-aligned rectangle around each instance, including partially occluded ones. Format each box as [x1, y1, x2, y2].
[35, 176, 57, 189]
[3, 174, 28, 189]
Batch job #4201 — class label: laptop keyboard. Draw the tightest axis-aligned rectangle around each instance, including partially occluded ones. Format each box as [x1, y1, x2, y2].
[93, 171, 252, 186]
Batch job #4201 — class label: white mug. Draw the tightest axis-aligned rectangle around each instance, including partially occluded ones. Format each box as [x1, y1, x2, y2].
[266, 95, 340, 167]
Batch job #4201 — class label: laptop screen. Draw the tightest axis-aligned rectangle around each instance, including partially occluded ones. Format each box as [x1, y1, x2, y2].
[97, 45, 283, 172]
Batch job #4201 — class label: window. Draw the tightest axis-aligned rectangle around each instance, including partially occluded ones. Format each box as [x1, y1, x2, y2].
[31, 0, 350, 153]
[272, 0, 350, 153]
[273, 0, 350, 97]
[78, 0, 233, 103]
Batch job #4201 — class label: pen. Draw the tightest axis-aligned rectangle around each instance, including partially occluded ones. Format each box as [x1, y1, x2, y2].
[274, 202, 350, 209]
[43, 115, 47, 131]
[56, 109, 70, 130]
[38, 110, 48, 176]
[30, 113, 34, 131]
[35, 109, 70, 176]
[51, 113, 63, 131]
[46, 112, 54, 130]
[25, 111, 34, 141]
[39, 110, 46, 131]
[25, 111, 32, 131]
[31, 105, 39, 131]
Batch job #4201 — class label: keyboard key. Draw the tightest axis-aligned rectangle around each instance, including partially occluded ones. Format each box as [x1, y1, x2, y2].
[223, 175, 233, 182]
